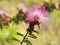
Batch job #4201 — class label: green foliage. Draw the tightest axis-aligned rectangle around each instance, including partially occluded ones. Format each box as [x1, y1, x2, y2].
[0, 23, 21, 45]
[33, 30, 39, 34]
[0, 23, 15, 40]
[24, 39, 32, 45]
[17, 32, 24, 36]
[28, 34, 37, 39]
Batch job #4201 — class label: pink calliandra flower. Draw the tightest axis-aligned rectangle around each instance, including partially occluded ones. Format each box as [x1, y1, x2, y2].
[17, 3, 27, 13]
[0, 10, 10, 22]
[26, 4, 50, 23]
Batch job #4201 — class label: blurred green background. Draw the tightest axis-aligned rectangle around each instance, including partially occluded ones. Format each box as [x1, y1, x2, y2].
[0, 0, 60, 45]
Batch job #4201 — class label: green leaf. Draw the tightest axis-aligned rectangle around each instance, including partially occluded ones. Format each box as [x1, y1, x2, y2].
[12, 37, 20, 42]
[17, 32, 24, 36]
[28, 34, 37, 39]
[33, 30, 39, 34]
[24, 40, 32, 45]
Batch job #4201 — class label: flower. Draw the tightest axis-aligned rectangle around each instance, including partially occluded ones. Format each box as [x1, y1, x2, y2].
[26, 4, 50, 23]
[17, 3, 27, 13]
[0, 10, 10, 22]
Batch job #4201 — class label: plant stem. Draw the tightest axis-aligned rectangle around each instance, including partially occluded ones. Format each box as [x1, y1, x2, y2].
[20, 32, 28, 45]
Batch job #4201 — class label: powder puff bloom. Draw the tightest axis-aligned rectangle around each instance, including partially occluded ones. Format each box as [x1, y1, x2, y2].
[26, 4, 50, 23]
[17, 3, 27, 13]
[0, 10, 10, 22]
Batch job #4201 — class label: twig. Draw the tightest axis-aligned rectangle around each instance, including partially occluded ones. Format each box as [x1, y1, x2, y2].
[20, 32, 28, 45]
[38, 24, 40, 29]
